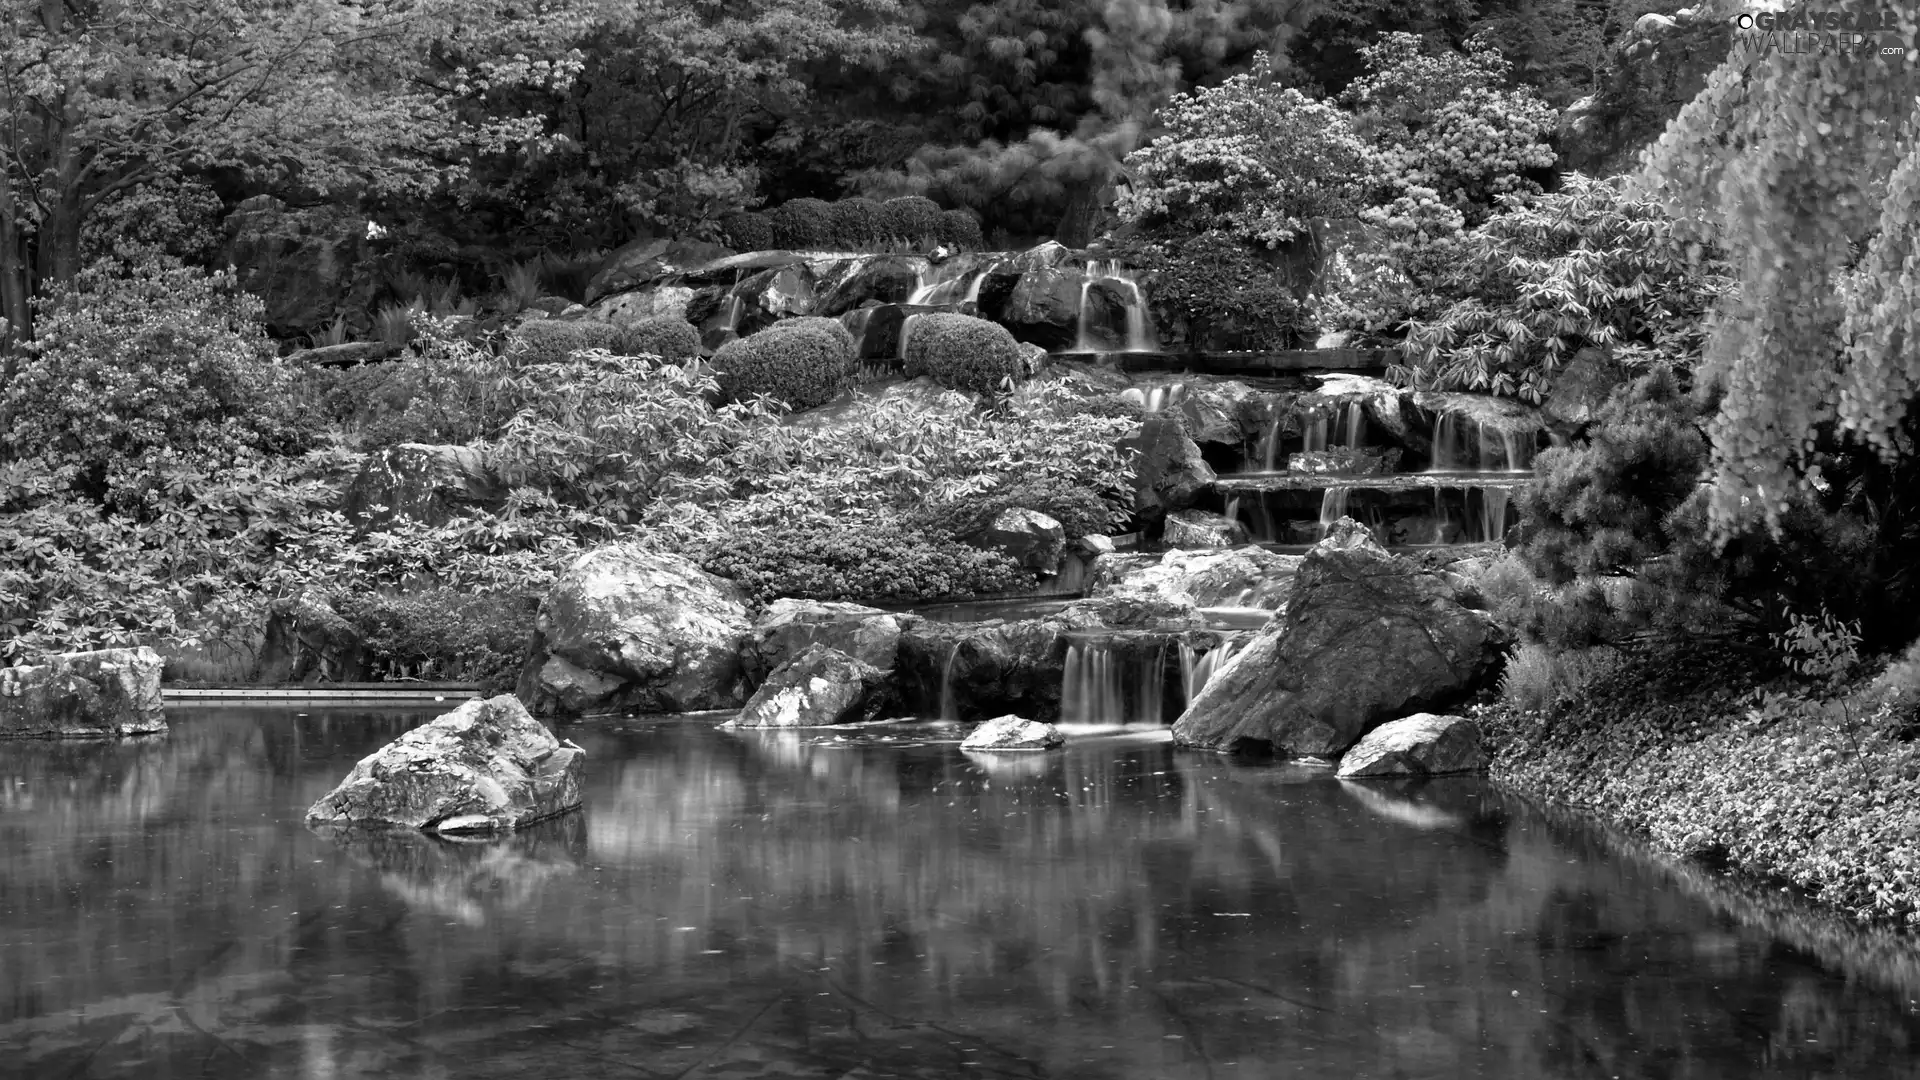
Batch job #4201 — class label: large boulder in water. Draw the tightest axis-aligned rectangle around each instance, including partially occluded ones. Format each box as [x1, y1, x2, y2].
[1171, 519, 1506, 756]
[521, 546, 751, 716]
[1336, 713, 1488, 778]
[961, 715, 1063, 751]
[306, 695, 583, 833]
[0, 648, 167, 738]
[739, 599, 901, 687]
[732, 645, 893, 728]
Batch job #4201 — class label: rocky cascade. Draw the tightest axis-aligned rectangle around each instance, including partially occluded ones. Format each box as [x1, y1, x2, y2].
[0, 647, 167, 738]
[519, 547, 751, 716]
[1089, 547, 1301, 610]
[306, 695, 584, 832]
[1171, 519, 1507, 756]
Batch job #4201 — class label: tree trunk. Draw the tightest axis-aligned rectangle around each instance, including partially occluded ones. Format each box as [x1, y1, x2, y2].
[0, 169, 31, 351]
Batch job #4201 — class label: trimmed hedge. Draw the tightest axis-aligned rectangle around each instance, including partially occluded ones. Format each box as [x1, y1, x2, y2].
[901, 312, 1024, 394]
[882, 196, 942, 245]
[938, 208, 984, 251]
[830, 198, 884, 249]
[703, 515, 1032, 606]
[709, 316, 856, 410]
[616, 315, 702, 361]
[509, 318, 621, 366]
[721, 211, 774, 253]
[770, 198, 834, 250]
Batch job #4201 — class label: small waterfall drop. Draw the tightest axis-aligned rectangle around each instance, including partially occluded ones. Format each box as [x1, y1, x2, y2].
[1142, 383, 1184, 414]
[1071, 260, 1156, 353]
[1303, 413, 1330, 454]
[897, 312, 928, 359]
[938, 643, 960, 722]
[1061, 639, 1170, 726]
[1179, 640, 1242, 706]
[1317, 489, 1351, 538]
[1476, 486, 1511, 544]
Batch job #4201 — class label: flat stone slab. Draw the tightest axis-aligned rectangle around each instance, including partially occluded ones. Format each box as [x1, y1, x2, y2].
[0, 647, 166, 738]
[306, 695, 584, 833]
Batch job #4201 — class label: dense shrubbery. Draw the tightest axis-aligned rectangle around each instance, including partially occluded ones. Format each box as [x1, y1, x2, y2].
[1117, 52, 1371, 247]
[508, 318, 621, 366]
[1, 253, 315, 512]
[882, 196, 943, 246]
[831, 198, 884, 249]
[902, 312, 1024, 393]
[331, 588, 532, 692]
[721, 211, 774, 252]
[1109, 231, 1311, 351]
[914, 477, 1118, 540]
[938, 209, 984, 250]
[769, 198, 835, 249]
[1321, 176, 1728, 401]
[709, 317, 856, 410]
[616, 316, 701, 361]
[702, 513, 1030, 606]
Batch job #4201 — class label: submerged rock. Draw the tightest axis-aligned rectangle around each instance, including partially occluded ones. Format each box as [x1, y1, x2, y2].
[522, 546, 751, 716]
[0, 648, 167, 738]
[1171, 518, 1506, 757]
[1336, 713, 1488, 777]
[306, 695, 584, 832]
[733, 645, 893, 728]
[961, 715, 1064, 751]
[740, 599, 901, 686]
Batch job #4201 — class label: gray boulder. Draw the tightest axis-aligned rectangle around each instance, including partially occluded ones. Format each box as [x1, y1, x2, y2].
[523, 546, 750, 715]
[1336, 713, 1489, 778]
[1091, 546, 1301, 609]
[306, 695, 583, 832]
[1126, 416, 1216, 526]
[961, 715, 1064, 751]
[1162, 509, 1249, 549]
[733, 645, 892, 728]
[1171, 518, 1506, 756]
[0, 648, 167, 738]
[968, 508, 1065, 573]
[740, 599, 902, 686]
[256, 591, 367, 683]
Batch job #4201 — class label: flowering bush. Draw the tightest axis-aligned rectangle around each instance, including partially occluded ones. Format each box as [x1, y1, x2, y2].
[1, 253, 314, 512]
[1341, 33, 1558, 223]
[1117, 52, 1371, 247]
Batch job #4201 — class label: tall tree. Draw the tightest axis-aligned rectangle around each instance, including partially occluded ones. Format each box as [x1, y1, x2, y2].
[0, 0, 579, 343]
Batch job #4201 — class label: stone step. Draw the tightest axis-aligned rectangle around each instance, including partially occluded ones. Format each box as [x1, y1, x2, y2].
[1216, 472, 1533, 493]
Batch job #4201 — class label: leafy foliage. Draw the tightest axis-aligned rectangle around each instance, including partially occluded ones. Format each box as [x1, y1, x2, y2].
[902, 312, 1024, 394]
[938, 209, 985, 250]
[1117, 52, 1370, 247]
[710, 317, 857, 409]
[1322, 175, 1729, 401]
[702, 513, 1031, 607]
[331, 589, 534, 691]
[1110, 231, 1310, 351]
[830, 198, 885, 249]
[1, 253, 315, 511]
[1635, 11, 1919, 536]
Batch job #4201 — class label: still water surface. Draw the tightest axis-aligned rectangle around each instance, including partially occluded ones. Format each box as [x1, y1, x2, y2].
[4, 707, 1920, 1079]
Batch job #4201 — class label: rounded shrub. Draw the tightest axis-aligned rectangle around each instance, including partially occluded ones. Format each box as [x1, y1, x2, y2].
[937, 208, 984, 251]
[881, 196, 942, 247]
[769, 198, 834, 250]
[509, 318, 621, 366]
[901, 312, 1024, 394]
[830, 198, 884, 250]
[721, 211, 774, 252]
[709, 316, 856, 410]
[616, 315, 702, 361]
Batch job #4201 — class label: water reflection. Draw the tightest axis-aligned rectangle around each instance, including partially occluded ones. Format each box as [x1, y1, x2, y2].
[2, 709, 1919, 1079]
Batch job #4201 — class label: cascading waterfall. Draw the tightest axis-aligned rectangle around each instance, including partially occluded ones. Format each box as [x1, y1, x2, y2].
[1339, 401, 1366, 449]
[1179, 640, 1242, 706]
[1072, 260, 1156, 353]
[1143, 383, 1184, 414]
[1318, 488, 1351, 538]
[1430, 409, 1538, 472]
[1061, 640, 1170, 726]
[897, 312, 928, 359]
[938, 643, 960, 723]
[907, 265, 990, 306]
[1303, 414, 1330, 454]
[719, 294, 745, 333]
[1477, 486, 1511, 543]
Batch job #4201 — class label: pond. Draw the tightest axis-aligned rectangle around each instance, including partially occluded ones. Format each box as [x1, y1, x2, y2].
[4, 706, 1920, 1079]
